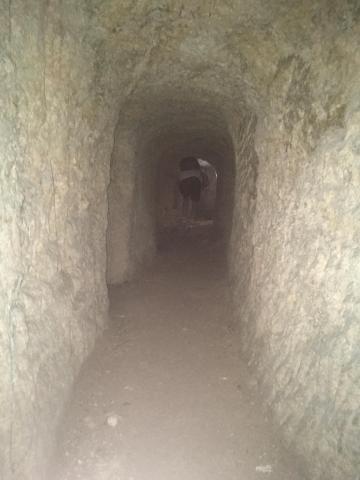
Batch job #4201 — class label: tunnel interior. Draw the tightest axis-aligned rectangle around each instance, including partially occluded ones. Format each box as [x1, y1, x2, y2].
[1, 2, 359, 480]
[106, 93, 238, 284]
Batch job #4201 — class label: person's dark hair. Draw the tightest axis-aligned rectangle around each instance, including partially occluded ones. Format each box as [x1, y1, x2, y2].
[180, 156, 200, 171]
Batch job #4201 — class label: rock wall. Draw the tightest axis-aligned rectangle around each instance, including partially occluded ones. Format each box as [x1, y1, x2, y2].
[229, 113, 259, 329]
[230, 23, 360, 480]
[0, 2, 116, 477]
[127, 138, 157, 273]
[107, 127, 158, 285]
[106, 128, 138, 284]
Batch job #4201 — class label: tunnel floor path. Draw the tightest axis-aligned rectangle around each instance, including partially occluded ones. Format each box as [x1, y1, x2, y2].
[54, 225, 303, 480]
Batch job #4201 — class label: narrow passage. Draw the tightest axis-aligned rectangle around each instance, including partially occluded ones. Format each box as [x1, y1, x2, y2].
[54, 226, 303, 480]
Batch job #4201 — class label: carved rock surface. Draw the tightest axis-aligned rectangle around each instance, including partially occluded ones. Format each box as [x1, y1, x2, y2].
[0, 1, 359, 479]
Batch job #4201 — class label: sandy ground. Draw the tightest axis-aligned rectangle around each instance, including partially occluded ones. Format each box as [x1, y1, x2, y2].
[52, 225, 304, 480]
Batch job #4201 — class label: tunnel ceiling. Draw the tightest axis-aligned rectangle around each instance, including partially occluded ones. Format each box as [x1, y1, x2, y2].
[85, 0, 358, 166]
[91, 0, 287, 108]
[126, 93, 236, 172]
[90, 0, 357, 114]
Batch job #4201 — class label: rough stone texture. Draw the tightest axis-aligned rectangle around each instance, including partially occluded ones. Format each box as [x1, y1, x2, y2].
[229, 14, 360, 478]
[0, 2, 116, 477]
[1, 1, 359, 479]
[106, 127, 138, 284]
[236, 114, 360, 479]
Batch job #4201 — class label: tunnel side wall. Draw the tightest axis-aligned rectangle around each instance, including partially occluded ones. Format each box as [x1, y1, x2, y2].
[231, 61, 360, 478]
[128, 144, 157, 272]
[107, 131, 157, 284]
[0, 4, 115, 478]
[229, 114, 258, 304]
[106, 130, 138, 284]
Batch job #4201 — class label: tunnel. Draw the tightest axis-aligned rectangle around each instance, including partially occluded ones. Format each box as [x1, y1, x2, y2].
[1, 1, 359, 479]
[106, 93, 237, 283]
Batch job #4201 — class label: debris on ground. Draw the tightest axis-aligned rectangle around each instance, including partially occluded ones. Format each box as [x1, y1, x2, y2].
[255, 464, 273, 473]
[106, 414, 121, 427]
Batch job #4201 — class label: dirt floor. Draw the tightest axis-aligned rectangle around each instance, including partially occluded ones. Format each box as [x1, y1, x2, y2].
[52, 224, 304, 480]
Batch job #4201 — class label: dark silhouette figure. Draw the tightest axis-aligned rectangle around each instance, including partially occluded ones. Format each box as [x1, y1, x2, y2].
[178, 157, 205, 219]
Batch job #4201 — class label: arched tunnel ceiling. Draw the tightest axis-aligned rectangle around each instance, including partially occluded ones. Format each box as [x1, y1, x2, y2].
[118, 90, 237, 173]
[92, 0, 282, 113]
[89, 0, 358, 120]
[86, 0, 359, 167]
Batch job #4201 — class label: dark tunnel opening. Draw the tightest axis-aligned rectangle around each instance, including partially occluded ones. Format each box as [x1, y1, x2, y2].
[156, 156, 218, 231]
[106, 94, 239, 284]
